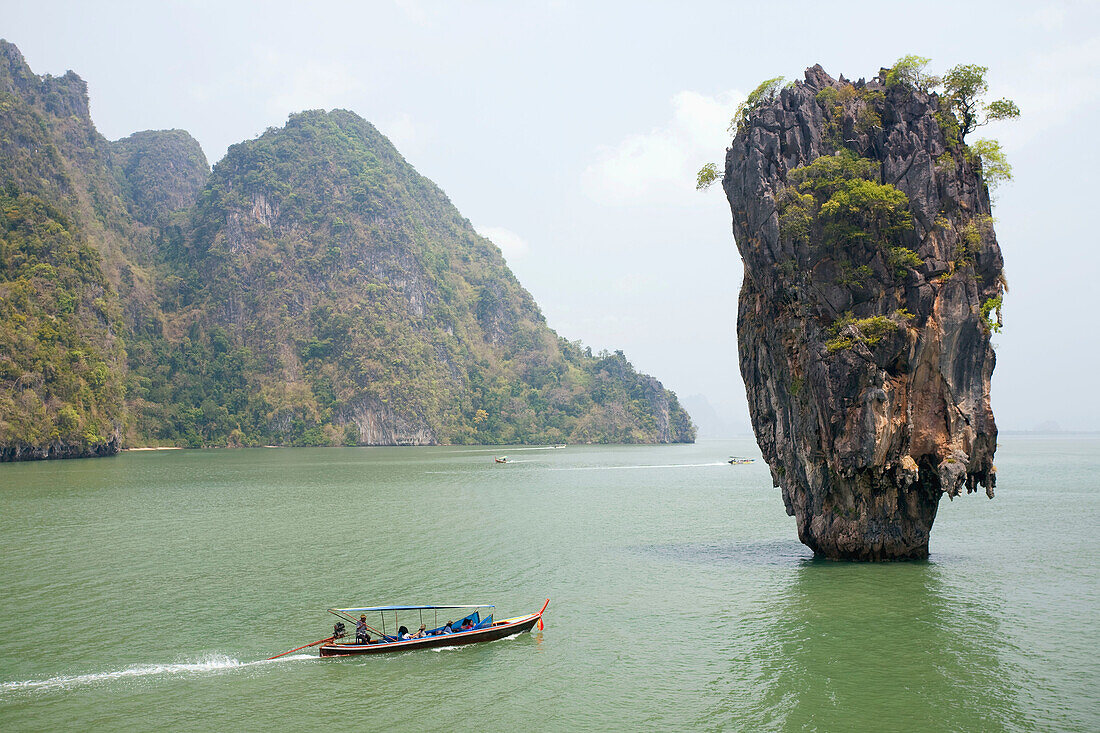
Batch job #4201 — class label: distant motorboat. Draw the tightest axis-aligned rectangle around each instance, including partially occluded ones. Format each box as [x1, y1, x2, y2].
[728, 457, 754, 465]
[495, 457, 507, 463]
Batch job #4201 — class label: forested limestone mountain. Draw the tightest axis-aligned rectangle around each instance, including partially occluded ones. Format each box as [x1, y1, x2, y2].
[0, 40, 694, 458]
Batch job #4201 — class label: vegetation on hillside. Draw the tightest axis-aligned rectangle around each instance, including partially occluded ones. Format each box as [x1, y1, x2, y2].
[0, 189, 125, 451]
[112, 129, 210, 226]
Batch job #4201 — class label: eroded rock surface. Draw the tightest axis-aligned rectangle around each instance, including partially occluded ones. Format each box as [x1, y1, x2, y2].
[723, 65, 1002, 559]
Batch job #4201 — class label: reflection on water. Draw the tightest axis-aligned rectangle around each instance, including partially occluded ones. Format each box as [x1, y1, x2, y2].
[700, 560, 1034, 732]
[634, 539, 813, 567]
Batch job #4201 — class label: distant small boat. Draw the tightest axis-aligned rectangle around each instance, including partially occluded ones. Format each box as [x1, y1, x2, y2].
[728, 457, 754, 465]
[495, 456, 507, 463]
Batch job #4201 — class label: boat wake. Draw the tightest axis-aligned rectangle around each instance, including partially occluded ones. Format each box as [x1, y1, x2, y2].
[459, 446, 564, 453]
[549, 461, 728, 471]
[424, 631, 528, 653]
[0, 653, 313, 694]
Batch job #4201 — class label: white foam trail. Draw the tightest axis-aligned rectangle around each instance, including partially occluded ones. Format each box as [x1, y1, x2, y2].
[549, 461, 729, 471]
[427, 632, 526, 652]
[1, 653, 313, 694]
[457, 446, 563, 453]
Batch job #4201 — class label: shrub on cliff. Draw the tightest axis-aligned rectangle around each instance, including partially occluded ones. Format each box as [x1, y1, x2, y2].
[778, 151, 919, 281]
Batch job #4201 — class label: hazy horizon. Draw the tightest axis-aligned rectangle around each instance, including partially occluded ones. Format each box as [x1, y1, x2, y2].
[5, 0, 1098, 431]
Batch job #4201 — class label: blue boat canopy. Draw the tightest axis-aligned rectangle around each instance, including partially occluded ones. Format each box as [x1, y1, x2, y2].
[332, 604, 494, 613]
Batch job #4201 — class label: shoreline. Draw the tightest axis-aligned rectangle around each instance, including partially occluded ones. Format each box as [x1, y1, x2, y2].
[121, 447, 184, 451]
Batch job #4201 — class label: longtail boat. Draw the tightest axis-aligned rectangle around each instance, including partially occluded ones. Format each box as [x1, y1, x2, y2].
[312, 600, 549, 657]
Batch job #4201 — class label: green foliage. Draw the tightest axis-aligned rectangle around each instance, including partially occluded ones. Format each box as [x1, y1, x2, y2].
[777, 151, 917, 289]
[825, 335, 854, 353]
[836, 260, 873, 287]
[787, 152, 879, 197]
[815, 87, 839, 107]
[786, 152, 911, 250]
[985, 98, 1021, 123]
[934, 110, 962, 149]
[815, 87, 845, 149]
[696, 162, 720, 191]
[980, 295, 1003, 333]
[0, 190, 125, 451]
[967, 139, 1013, 190]
[731, 77, 785, 135]
[885, 55, 940, 90]
[776, 258, 798, 277]
[952, 215, 994, 269]
[812, 85, 879, 149]
[855, 103, 882, 135]
[825, 310, 910, 352]
[777, 188, 814, 244]
[818, 178, 912, 246]
[942, 64, 1020, 140]
[886, 246, 924, 277]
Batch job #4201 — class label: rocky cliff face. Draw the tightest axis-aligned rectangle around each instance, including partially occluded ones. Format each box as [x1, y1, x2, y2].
[723, 65, 1002, 559]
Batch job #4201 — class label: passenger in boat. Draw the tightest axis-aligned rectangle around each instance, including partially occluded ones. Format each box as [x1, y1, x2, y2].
[410, 624, 427, 639]
[441, 621, 454, 634]
[356, 615, 370, 645]
[398, 625, 412, 640]
[460, 618, 474, 631]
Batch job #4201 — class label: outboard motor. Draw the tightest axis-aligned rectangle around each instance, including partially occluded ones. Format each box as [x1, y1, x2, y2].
[333, 622, 346, 639]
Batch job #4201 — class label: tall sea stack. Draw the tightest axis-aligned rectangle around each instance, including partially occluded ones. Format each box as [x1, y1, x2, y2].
[723, 65, 1003, 559]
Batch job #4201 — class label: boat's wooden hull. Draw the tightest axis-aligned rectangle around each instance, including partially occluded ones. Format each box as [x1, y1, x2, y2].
[319, 612, 540, 656]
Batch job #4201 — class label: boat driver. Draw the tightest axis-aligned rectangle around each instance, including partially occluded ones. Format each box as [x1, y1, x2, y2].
[356, 615, 371, 644]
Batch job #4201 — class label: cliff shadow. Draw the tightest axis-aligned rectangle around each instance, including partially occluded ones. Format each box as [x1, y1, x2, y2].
[631, 538, 815, 568]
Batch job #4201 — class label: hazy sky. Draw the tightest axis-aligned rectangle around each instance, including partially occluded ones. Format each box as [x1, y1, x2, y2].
[5, 0, 1099, 431]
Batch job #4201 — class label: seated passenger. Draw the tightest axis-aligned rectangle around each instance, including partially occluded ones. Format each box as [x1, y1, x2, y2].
[441, 621, 454, 634]
[397, 625, 412, 640]
[460, 618, 474, 631]
[410, 624, 427, 639]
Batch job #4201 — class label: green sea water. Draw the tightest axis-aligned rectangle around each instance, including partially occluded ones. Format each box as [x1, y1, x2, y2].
[0, 438, 1096, 731]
